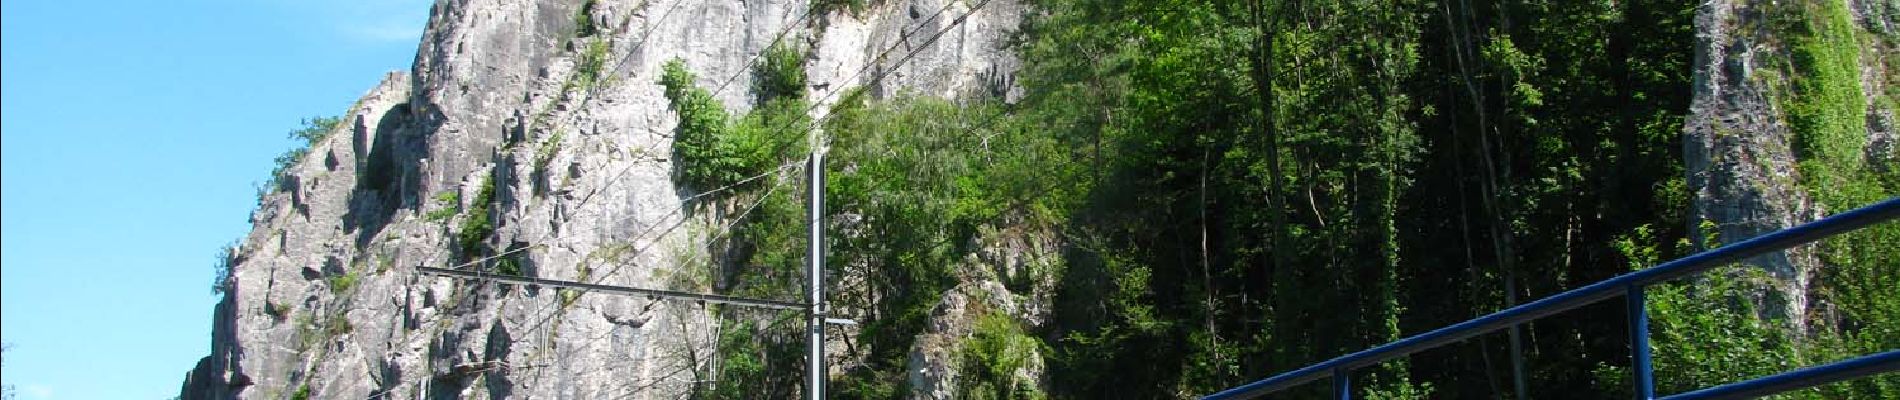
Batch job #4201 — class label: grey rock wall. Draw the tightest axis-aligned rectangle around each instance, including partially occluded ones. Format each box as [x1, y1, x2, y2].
[1684, 0, 1824, 329]
[181, 0, 1026, 398]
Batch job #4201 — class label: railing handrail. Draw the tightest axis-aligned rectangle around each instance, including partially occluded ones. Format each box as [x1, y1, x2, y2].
[1204, 197, 1900, 399]
[1659, 350, 1900, 400]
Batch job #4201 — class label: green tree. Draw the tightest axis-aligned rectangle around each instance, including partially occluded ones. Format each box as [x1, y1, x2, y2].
[268, 115, 342, 190]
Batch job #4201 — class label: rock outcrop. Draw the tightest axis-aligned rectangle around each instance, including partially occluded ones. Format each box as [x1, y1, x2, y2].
[180, 0, 1027, 398]
[904, 223, 1059, 399]
[1683, 0, 1897, 331]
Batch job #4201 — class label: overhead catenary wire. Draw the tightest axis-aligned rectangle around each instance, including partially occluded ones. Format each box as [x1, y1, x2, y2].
[660, 0, 989, 181]
[479, 158, 806, 395]
[365, 161, 802, 399]
[443, 159, 801, 370]
[514, 158, 801, 319]
[441, 160, 798, 272]
[818, 0, 990, 106]
[452, 152, 803, 342]
[548, 290, 807, 396]
[440, 0, 765, 275]
[254, 6, 732, 388]
[419, 266, 806, 310]
[627, 0, 1022, 326]
[456, 0, 996, 361]
[320, 1, 843, 396]
[579, 0, 1014, 340]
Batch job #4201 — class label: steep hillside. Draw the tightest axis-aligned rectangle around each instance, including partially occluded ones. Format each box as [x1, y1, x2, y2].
[180, 0, 1026, 398]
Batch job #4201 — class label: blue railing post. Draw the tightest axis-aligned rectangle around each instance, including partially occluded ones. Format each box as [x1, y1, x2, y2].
[1629, 284, 1654, 400]
[1334, 368, 1351, 400]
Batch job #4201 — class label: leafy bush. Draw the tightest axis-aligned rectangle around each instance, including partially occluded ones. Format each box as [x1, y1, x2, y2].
[323, 312, 353, 337]
[805, 95, 1079, 394]
[425, 191, 461, 222]
[267, 116, 342, 190]
[289, 116, 340, 144]
[661, 59, 738, 191]
[699, 312, 802, 399]
[495, 255, 523, 276]
[328, 271, 359, 296]
[573, 39, 612, 91]
[294, 308, 353, 350]
[533, 131, 565, 175]
[456, 175, 498, 259]
[960, 313, 1046, 400]
[709, 319, 764, 397]
[755, 42, 807, 104]
[660, 59, 805, 193]
[211, 243, 237, 295]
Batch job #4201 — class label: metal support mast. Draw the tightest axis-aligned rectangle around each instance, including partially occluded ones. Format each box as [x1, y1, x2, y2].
[806, 150, 827, 400]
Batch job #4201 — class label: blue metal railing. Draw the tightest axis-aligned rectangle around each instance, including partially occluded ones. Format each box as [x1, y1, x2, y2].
[1205, 197, 1900, 400]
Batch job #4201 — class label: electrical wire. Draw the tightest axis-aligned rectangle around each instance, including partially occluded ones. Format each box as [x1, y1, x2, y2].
[440, 161, 798, 272]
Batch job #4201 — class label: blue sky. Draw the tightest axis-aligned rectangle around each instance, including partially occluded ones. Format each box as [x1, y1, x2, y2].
[2, 0, 430, 398]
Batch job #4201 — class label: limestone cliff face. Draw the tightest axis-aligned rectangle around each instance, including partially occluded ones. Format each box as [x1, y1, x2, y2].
[179, 0, 1025, 398]
[1684, 0, 1896, 331]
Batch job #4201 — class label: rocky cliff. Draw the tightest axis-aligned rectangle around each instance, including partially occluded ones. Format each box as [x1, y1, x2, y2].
[179, 0, 1028, 398]
[1684, 0, 1897, 331]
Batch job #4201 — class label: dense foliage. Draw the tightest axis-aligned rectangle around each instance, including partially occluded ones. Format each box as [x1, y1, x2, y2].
[660, 0, 1899, 398]
[960, 313, 1047, 400]
[662, 59, 807, 194]
[755, 43, 808, 106]
[823, 95, 1077, 398]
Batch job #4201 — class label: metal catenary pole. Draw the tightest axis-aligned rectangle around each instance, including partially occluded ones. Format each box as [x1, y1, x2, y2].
[807, 149, 827, 400]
